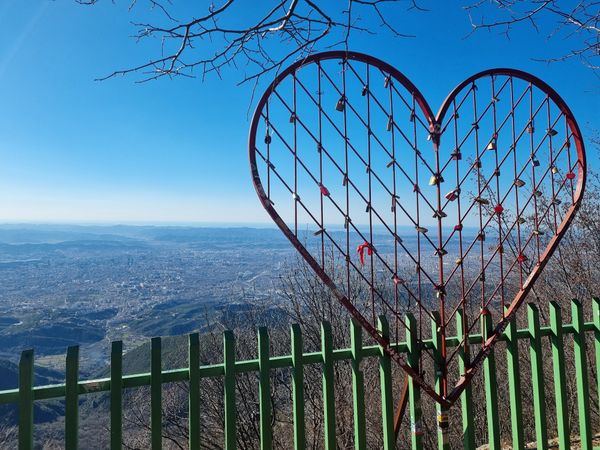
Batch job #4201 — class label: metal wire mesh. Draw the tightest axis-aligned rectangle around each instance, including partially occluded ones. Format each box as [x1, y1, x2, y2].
[248, 51, 586, 405]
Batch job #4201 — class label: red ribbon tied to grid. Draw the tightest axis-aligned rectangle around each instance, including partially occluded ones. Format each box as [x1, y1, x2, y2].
[248, 51, 586, 406]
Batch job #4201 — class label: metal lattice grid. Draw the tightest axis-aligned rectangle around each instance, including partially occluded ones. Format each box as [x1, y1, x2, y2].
[248, 51, 586, 405]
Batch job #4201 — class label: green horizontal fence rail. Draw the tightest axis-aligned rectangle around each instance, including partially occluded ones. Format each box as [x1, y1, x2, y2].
[2, 298, 600, 449]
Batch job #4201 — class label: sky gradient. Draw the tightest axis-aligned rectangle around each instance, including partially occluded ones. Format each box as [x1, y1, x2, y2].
[0, 1, 597, 224]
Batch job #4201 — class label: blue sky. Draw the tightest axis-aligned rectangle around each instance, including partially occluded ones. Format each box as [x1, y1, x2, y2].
[0, 1, 597, 224]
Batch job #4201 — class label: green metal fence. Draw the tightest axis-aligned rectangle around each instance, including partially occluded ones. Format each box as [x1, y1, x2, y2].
[1, 298, 600, 449]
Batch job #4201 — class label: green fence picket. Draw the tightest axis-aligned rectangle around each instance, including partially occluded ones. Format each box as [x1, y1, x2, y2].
[482, 309, 500, 450]
[350, 319, 366, 450]
[151, 337, 162, 450]
[378, 316, 394, 450]
[65, 346, 79, 450]
[505, 309, 524, 450]
[527, 304, 548, 450]
[321, 321, 336, 450]
[549, 302, 570, 450]
[456, 310, 475, 450]
[110, 341, 123, 450]
[258, 327, 272, 450]
[224, 330, 236, 450]
[571, 300, 592, 450]
[406, 313, 423, 450]
[290, 324, 305, 450]
[593, 297, 600, 436]
[18, 349, 34, 450]
[189, 333, 200, 450]
[431, 312, 449, 450]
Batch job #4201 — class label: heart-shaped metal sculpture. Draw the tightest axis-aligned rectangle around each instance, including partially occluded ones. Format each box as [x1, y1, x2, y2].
[248, 51, 586, 406]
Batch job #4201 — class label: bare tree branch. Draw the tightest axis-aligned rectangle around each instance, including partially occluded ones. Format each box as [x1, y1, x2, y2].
[78, 0, 423, 83]
[466, 1, 599, 72]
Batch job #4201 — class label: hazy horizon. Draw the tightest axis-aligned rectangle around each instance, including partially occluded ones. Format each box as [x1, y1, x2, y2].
[0, 222, 484, 232]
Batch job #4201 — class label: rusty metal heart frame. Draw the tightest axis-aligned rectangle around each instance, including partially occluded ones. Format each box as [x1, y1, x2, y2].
[248, 51, 586, 406]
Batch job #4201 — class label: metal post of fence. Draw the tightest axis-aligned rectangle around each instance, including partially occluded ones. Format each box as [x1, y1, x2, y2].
[527, 304, 548, 450]
[224, 330, 236, 450]
[65, 346, 79, 450]
[431, 311, 449, 450]
[18, 349, 34, 450]
[110, 340, 123, 450]
[456, 310, 475, 450]
[290, 324, 305, 450]
[151, 337, 162, 450]
[549, 302, 570, 450]
[505, 309, 524, 450]
[594, 297, 600, 434]
[350, 319, 367, 450]
[189, 333, 200, 450]
[571, 300, 592, 450]
[482, 309, 500, 450]
[258, 327, 272, 450]
[321, 321, 336, 450]
[378, 316, 395, 450]
[406, 313, 423, 450]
